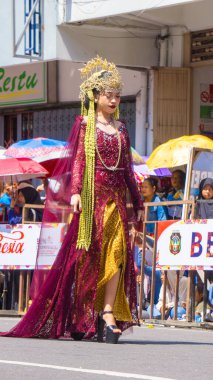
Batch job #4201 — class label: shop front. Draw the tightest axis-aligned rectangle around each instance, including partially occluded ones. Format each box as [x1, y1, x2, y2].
[0, 60, 57, 146]
[0, 60, 145, 150]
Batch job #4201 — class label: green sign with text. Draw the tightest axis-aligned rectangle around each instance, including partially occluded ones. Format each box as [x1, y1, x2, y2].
[0, 62, 47, 107]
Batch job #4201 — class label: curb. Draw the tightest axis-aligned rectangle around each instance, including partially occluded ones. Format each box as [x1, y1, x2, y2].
[0, 310, 23, 318]
[140, 319, 213, 330]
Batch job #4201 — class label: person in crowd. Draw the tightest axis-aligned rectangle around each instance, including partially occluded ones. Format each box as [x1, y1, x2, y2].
[194, 177, 213, 322]
[156, 271, 188, 320]
[138, 177, 167, 318]
[141, 177, 168, 234]
[0, 183, 14, 221]
[0, 56, 143, 343]
[8, 182, 44, 224]
[0, 183, 13, 207]
[166, 170, 186, 220]
[134, 244, 162, 315]
[36, 178, 49, 202]
[194, 282, 206, 323]
[206, 274, 213, 322]
[194, 177, 213, 219]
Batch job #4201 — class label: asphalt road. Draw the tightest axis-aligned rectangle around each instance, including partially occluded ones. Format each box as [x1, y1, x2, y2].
[0, 318, 212, 380]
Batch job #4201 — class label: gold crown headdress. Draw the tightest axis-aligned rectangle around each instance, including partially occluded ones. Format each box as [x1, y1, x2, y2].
[77, 56, 122, 251]
[79, 56, 123, 103]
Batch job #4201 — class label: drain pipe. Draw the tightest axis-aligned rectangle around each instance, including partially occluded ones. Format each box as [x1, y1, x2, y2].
[159, 27, 170, 67]
[135, 69, 149, 156]
[144, 28, 170, 155]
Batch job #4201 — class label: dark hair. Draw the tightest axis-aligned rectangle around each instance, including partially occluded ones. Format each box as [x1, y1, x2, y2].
[18, 187, 43, 205]
[18, 180, 32, 185]
[84, 89, 99, 111]
[198, 177, 213, 199]
[172, 170, 186, 188]
[84, 71, 112, 111]
[144, 177, 158, 191]
[18, 186, 43, 222]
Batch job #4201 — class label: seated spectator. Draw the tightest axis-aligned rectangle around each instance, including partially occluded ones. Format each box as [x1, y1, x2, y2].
[194, 282, 204, 323]
[0, 183, 13, 208]
[134, 245, 162, 308]
[205, 286, 213, 322]
[137, 178, 167, 318]
[141, 177, 168, 235]
[194, 178, 213, 322]
[166, 170, 186, 220]
[202, 271, 213, 323]
[0, 183, 15, 221]
[194, 177, 213, 219]
[8, 182, 44, 225]
[36, 178, 49, 202]
[156, 271, 188, 320]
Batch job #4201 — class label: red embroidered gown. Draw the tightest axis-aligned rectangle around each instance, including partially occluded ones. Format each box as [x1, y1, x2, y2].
[0, 116, 142, 339]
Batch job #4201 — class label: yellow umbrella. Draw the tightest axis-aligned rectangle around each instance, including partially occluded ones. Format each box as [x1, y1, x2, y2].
[146, 135, 213, 169]
[131, 147, 145, 165]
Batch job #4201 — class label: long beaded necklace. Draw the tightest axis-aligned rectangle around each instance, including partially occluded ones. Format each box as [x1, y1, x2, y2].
[95, 118, 121, 171]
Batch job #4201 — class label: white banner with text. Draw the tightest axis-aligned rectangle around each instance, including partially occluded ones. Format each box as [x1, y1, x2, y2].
[156, 219, 213, 269]
[0, 223, 66, 269]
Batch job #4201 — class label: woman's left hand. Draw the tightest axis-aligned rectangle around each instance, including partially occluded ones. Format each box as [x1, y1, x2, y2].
[137, 209, 143, 222]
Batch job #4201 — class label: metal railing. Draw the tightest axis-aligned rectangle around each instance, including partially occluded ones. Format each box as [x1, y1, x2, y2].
[130, 199, 211, 324]
[0, 199, 211, 324]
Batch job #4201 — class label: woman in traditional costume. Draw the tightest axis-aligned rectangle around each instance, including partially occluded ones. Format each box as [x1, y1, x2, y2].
[0, 56, 143, 343]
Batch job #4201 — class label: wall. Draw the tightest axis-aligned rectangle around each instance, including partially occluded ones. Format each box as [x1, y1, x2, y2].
[65, 0, 196, 23]
[0, 0, 23, 65]
[192, 66, 213, 135]
[58, 61, 147, 100]
[0, 0, 57, 66]
[58, 61, 148, 153]
[0, 1, 159, 68]
[182, 0, 213, 31]
[147, 71, 154, 155]
[56, 26, 158, 68]
[43, 0, 57, 60]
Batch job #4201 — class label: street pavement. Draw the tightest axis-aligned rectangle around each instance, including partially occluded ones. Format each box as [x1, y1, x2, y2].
[0, 318, 212, 380]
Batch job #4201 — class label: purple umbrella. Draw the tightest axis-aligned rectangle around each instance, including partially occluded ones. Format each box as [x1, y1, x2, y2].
[133, 156, 171, 177]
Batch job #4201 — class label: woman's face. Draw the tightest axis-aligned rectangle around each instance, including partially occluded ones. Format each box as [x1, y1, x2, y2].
[171, 171, 183, 190]
[96, 91, 121, 115]
[5, 185, 13, 197]
[202, 184, 213, 199]
[17, 191, 26, 205]
[141, 180, 155, 200]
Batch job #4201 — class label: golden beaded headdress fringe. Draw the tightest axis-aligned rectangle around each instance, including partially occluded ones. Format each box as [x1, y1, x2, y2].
[77, 56, 123, 250]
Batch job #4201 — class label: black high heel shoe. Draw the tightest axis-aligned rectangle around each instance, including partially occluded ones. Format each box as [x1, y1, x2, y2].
[97, 311, 121, 344]
[71, 332, 85, 341]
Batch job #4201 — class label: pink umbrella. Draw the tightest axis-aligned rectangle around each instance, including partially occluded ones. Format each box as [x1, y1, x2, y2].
[5, 137, 67, 159]
[134, 171, 144, 185]
[0, 157, 48, 182]
[4, 137, 67, 177]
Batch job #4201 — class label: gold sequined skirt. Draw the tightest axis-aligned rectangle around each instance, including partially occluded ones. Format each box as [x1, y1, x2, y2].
[95, 200, 132, 322]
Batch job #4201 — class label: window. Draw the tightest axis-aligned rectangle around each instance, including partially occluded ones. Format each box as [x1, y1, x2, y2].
[191, 29, 213, 63]
[22, 112, 33, 139]
[4, 115, 17, 147]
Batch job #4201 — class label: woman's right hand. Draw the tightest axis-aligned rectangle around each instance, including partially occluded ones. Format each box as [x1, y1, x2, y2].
[70, 194, 82, 213]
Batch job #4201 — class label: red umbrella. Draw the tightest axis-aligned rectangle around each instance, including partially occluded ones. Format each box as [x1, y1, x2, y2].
[4, 137, 67, 177]
[0, 157, 48, 182]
